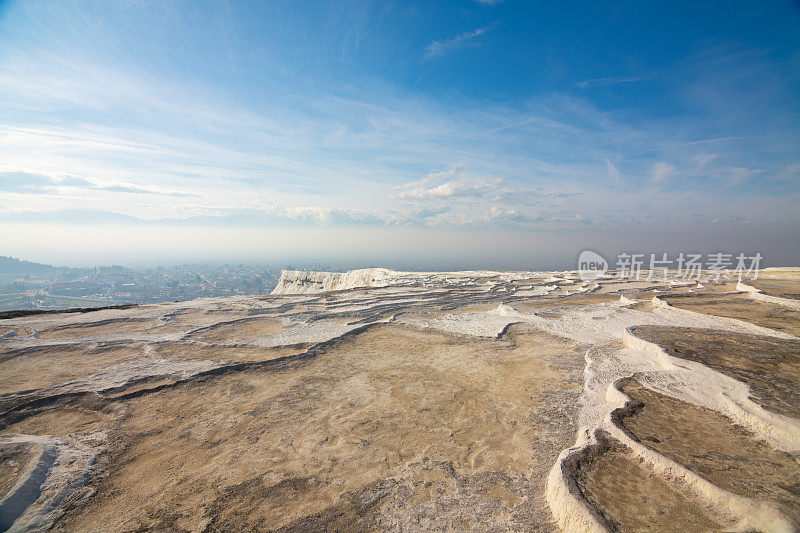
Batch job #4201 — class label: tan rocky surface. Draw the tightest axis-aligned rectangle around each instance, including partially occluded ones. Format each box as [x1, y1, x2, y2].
[629, 326, 800, 418]
[747, 277, 800, 300]
[0, 443, 32, 497]
[0, 269, 798, 532]
[660, 292, 800, 336]
[614, 377, 800, 527]
[561, 430, 726, 532]
[54, 324, 587, 531]
[0, 344, 145, 394]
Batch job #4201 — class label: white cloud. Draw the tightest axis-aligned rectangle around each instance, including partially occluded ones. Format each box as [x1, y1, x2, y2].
[773, 162, 800, 182]
[576, 76, 647, 89]
[605, 159, 621, 182]
[650, 161, 676, 183]
[0, 171, 195, 197]
[424, 26, 492, 59]
[1, 33, 797, 237]
[393, 176, 499, 200]
[725, 166, 760, 185]
[693, 153, 719, 168]
[386, 166, 588, 228]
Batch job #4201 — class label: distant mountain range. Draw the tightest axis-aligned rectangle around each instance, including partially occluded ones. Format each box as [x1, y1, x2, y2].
[0, 256, 59, 275]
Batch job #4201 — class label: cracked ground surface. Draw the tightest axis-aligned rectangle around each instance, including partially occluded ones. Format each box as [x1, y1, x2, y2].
[1, 269, 799, 532]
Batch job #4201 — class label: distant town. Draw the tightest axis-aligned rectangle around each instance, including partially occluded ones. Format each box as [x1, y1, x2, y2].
[0, 256, 287, 311]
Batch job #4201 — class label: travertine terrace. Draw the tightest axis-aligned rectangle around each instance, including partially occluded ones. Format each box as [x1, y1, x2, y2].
[1, 268, 799, 532]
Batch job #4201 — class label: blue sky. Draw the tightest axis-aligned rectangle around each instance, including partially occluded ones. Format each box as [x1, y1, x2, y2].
[0, 0, 799, 266]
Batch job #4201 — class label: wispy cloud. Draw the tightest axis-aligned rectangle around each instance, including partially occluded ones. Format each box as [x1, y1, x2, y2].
[724, 166, 760, 186]
[386, 166, 585, 228]
[692, 153, 719, 169]
[0, 14, 797, 237]
[650, 161, 676, 183]
[605, 159, 621, 182]
[576, 75, 648, 89]
[0, 171, 197, 197]
[773, 162, 800, 183]
[424, 26, 492, 59]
